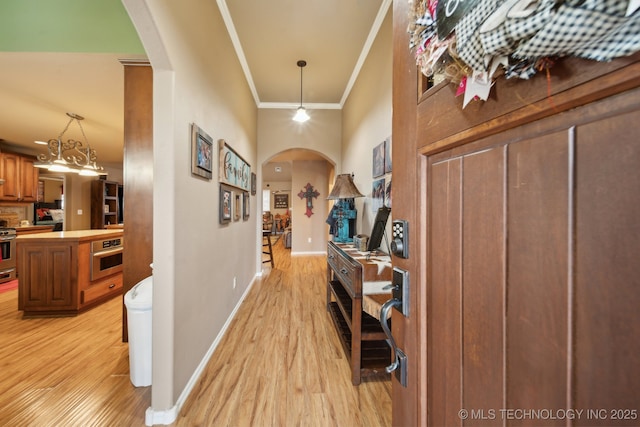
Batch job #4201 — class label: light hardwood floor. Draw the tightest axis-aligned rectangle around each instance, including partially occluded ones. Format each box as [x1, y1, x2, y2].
[0, 236, 391, 426]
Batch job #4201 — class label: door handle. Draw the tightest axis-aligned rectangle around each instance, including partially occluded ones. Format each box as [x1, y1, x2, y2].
[379, 297, 402, 373]
[380, 276, 409, 387]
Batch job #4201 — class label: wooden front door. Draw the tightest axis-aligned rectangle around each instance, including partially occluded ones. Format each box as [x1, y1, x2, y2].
[424, 99, 640, 426]
[391, 0, 640, 424]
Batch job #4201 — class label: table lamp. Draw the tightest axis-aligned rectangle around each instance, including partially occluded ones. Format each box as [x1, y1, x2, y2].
[327, 174, 364, 243]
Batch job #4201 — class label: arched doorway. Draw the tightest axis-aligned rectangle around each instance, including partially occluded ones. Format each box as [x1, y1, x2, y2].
[261, 148, 335, 255]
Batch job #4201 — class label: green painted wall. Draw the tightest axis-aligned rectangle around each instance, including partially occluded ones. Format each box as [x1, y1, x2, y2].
[0, 0, 144, 54]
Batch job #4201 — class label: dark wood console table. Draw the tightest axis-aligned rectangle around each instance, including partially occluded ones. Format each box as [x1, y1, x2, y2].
[326, 241, 393, 385]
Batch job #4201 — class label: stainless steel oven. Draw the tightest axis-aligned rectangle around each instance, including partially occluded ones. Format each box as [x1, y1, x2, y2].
[0, 228, 17, 284]
[91, 237, 124, 281]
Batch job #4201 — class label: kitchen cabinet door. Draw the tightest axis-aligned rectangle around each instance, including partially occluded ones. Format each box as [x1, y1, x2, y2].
[19, 244, 76, 314]
[0, 153, 20, 201]
[0, 153, 39, 202]
[18, 156, 39, 202]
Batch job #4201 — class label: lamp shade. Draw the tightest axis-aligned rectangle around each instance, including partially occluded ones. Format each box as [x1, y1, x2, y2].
[293, 106, 310, 123]
[327, 174, 364, 199]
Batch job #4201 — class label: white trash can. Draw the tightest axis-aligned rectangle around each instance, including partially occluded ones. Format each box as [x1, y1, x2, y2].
[124, 275, 153, 387]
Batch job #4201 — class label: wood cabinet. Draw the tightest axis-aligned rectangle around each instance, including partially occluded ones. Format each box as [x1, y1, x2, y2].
[91, 180, 119, 229]
[326, 241, 393, 385]
[15, 226, 55, 236]
[0, 152, 39, 202]
[18, 243, 76, 312]
[17, 230, 123, 317]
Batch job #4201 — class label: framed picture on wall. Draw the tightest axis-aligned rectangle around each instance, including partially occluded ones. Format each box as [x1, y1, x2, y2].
[384, 136, 392, 174]
[372, 141, 385, 178]
[243, 192, 250, 220]
[274, 193, 289, 209]
[385, 177, 392, 208]
[234, 192, 241, 221]
[219, 139, 251, 191]
[191, 123, 213, 180]
[251, 172, 257, 195]
[372, 178, 385, 212]
[220, 185, 232, 223]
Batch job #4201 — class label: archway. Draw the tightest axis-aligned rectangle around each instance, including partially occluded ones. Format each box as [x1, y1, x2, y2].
[261, 148, 336, 256]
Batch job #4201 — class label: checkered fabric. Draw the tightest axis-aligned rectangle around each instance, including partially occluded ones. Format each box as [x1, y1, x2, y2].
[479, 0, 555, 58]
[567, 0, 628, 15]
[456, 0, 507, 72]
[574, 18, 640, 60]
[504, 58, 538, 79]
[514, 0, 640, 61]
[409, 2, 437, 50]
[415, 10, 437, 50]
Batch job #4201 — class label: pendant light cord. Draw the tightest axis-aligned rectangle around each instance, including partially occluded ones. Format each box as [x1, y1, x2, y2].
[297, 60, 306, 108]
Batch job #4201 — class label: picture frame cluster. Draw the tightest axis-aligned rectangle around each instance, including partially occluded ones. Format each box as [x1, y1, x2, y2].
[372, 135, 392, 212]
[190, 123, 251, 224]
[219, 185, 250, 224]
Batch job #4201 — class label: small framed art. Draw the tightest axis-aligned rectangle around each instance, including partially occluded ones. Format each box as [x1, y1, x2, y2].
[372, 141, 385, 178]
[220, 185, 232, 223]
[372, 178, 385, 212]
[384, 136, 392, 173]
[234, 192, 241, 221]
[243, 192, 250, 220]
[191, 123, 213, 180]
[274, 193, 289, 209]
[251, 172, 257, 195]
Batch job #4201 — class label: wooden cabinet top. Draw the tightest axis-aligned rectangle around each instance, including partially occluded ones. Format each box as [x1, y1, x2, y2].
[329, 241, 393, 284]
[16, 229, 123, 243]
[15, 225, 54, 235]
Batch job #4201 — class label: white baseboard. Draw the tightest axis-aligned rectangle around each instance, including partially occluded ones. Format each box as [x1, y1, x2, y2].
[144, 275, 257, 425]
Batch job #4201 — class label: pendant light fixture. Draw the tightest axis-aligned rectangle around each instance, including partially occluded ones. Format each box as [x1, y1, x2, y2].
[34, 112, 106, 176]
[293, 60, 310, 123]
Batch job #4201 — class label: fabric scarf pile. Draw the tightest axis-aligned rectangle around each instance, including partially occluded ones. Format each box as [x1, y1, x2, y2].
[409, 0, 640, 107]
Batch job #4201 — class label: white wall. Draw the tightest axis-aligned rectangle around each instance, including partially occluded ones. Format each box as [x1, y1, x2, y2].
[341, 9, 393, 238]
[123, 0, 258, 418]
[258, 109, 342, 168]
[291, 160, 330, 254]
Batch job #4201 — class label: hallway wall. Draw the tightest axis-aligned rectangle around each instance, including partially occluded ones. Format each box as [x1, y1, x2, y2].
[123, 0, 258, 417]
[291, 160, 331, 254]
[341, 9, 393, 236]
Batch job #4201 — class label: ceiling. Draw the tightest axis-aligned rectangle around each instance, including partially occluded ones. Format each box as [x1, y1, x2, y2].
[0, 0, 389, 174]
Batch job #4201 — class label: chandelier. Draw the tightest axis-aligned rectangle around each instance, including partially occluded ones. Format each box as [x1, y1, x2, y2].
[35, 112, 106, 176]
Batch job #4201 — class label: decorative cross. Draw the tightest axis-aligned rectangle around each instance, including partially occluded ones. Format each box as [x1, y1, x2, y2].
[298, 182, 320, 217]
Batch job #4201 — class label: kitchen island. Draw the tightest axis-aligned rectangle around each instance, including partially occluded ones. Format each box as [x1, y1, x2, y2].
[17, 229, 124, 318]
[15, 225, 55, 235]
